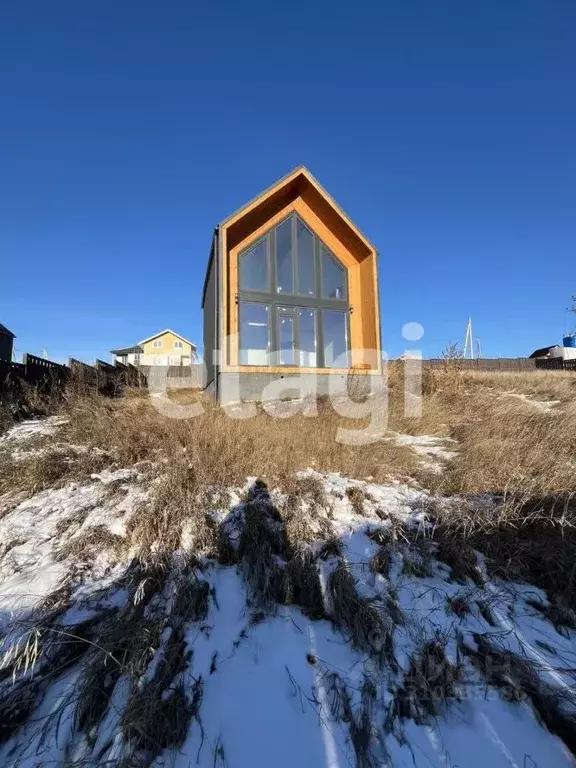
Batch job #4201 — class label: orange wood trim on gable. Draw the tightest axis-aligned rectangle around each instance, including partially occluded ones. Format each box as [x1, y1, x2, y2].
[225, 198, 369, 369]
[220, 197, 380, 373]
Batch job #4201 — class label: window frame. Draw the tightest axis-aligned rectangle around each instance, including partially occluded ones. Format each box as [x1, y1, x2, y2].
[238, 235, 271, 294]
[237, 213, 350, 368]
[239, 300, 272, 367]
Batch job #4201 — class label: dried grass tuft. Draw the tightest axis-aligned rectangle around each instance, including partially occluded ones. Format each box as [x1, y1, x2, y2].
[237, 488, 288, 606]
[329, 560, 395, 665]
[58, 524, 126, 562]
[390, 638, 462, 726]
[283, 546, 325, 620]
[122, 629, 201, 759]
[463, 633, 576, 755]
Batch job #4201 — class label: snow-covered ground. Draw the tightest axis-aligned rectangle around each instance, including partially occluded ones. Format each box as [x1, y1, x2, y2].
[385, 432, 459, 473]
[0, 418, 574, 767]
[0, 416, 69, 445]
[504, 392, 562, 413]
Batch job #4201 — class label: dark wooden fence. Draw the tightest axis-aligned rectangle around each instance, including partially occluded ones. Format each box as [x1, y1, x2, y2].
[424, 358, 540, 372]
[0, 353, 145, 410]
[534, 357, 576, 372]
[422, 357, 576, 373]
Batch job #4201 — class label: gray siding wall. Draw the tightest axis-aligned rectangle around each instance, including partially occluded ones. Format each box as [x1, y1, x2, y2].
[0, 335, 13, 362]
[217, 371, 385, 403]
[202, 237, 217, 389]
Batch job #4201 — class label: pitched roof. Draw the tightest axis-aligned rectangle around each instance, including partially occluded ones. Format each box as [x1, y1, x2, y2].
[138, 329, 197, 349]
[0, 323, 15, 338]
[110, 345, 144, 355]
[529, 345, 561, 359]
[201, 165, 377, 308]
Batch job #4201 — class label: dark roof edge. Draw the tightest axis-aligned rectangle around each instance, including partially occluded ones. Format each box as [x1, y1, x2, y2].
[110, 345, 144, 355]
[529, 345, 561, 358]
[201, 230, 218, 309]
[0, 323, 15, 337]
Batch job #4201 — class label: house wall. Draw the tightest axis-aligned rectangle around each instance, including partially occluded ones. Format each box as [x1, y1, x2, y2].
[223, 197, 381, 373]
[139, 354, 191, 366]
[0, 335, 14, 362]
[203, 238, 218, 389]
[217, 370, 384, 403]
[141, 331, 194, 360]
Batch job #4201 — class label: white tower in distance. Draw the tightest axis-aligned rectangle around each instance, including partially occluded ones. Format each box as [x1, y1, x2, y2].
[463, 317, 474, 360]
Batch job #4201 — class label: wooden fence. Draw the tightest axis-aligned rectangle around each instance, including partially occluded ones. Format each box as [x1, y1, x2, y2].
[424, 358, 539, 372]
[0, 353, 145, 409]
[534, 357, 576, 372]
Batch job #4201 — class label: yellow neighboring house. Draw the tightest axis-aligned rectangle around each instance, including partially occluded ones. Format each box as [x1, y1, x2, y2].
[111, 329, 197, 367]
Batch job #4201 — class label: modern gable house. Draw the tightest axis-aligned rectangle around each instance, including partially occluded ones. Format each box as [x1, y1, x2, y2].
[111, 330, 196, 367]
[0, 324, 15, 362]
[202, 167, 382, 401]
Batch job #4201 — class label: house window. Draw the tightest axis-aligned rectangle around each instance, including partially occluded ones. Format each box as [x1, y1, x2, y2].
[174, 340, 183, 349]
[275, 218, 293, 294]
[237, 214, 349, 368]
[153, 339, 162, 348]
[296, 219, 315, 296]
[239, 302, 270, 365]
[298, 308, 317, 367]
[239, 237, 268, 292]
[321, 246, 347, 300]
[277, 306, 296, 365]
[322, 310, 349, 368]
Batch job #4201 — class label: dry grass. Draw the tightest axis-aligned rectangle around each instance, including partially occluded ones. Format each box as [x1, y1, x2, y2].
[1, 368, 575, 619]
[389, 638, 463, 726]
[463, 632, 576, 753]
[57, 524, 126, 562]
[3, 365, 571, 501]
[329, 560, 395, 665]
[426, 491, 576, 609]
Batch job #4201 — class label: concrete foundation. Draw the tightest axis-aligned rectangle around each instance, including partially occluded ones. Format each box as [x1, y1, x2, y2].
[214, 371, 384, 404]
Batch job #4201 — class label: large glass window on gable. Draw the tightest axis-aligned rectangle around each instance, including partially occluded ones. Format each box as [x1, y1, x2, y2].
[296, 218, 315, 296]
[239, 238, 268, 292]
[275, 218, 293, 295]
[321, 246, 347, 300]
[237, 213, 350, 368]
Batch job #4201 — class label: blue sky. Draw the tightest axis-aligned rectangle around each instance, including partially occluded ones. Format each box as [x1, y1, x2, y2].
[1, 1, 575, 363]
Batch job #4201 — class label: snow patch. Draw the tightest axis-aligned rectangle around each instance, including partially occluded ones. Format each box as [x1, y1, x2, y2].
[386, 432, 458, 472]
[504, 392, 562, 413]
[0, 416, 69, 444]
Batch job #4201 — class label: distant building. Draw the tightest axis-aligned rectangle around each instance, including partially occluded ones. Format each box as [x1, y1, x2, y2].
[529, 344, 576, 361]
[0, 324, 15, 361]
[529, 345, 562, 359]
[111, 329, 197, 366]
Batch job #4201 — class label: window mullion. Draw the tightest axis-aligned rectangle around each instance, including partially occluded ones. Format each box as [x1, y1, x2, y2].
[292, 215, 298, 298]
[269, 230, 276, 295]
[317, 308, 325, 369]
[294, 305, 300, 368]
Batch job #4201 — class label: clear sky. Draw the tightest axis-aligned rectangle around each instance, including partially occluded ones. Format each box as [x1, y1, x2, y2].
[1, 1, 575, 363]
